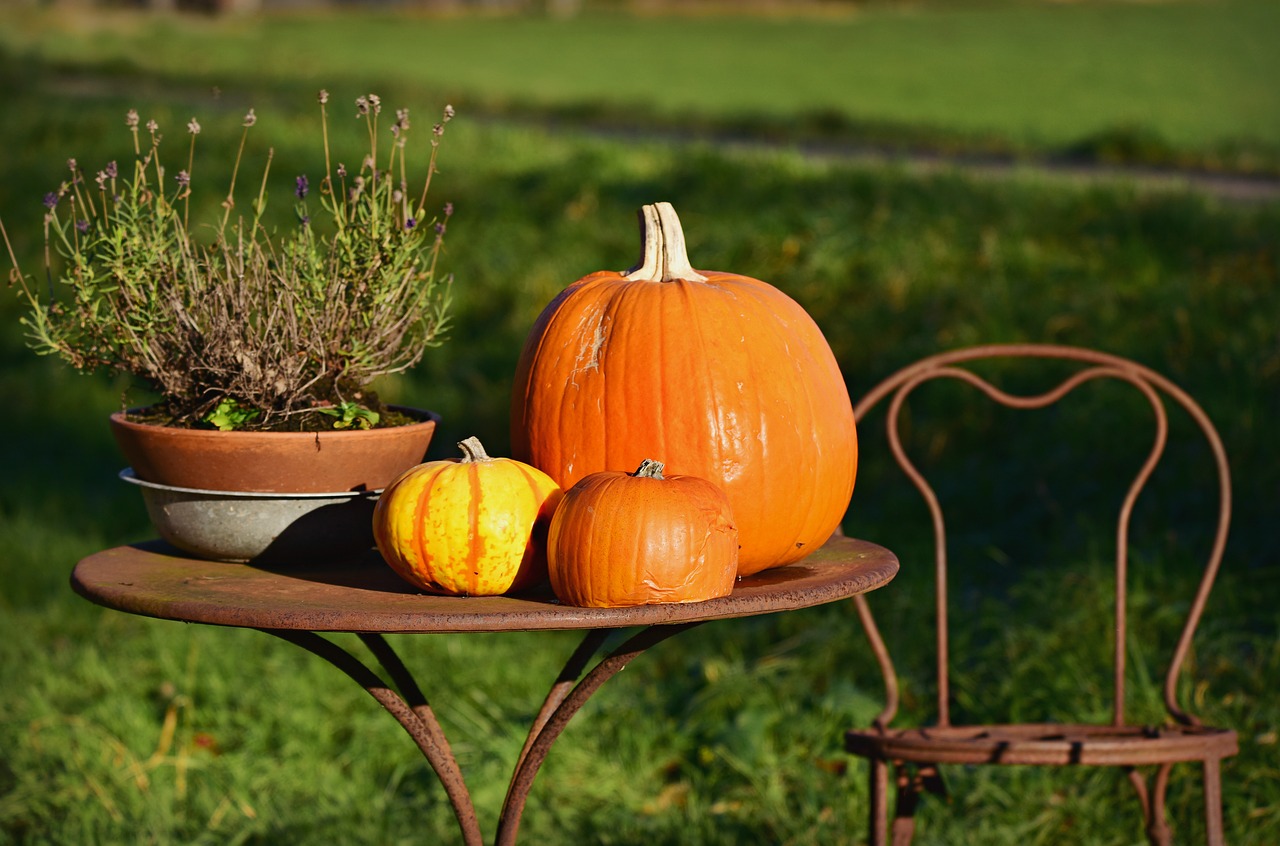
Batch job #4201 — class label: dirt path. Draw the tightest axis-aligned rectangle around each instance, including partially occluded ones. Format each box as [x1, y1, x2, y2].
[570, 122, 1280, 204]
[780, 141, 1280, 204]
[40, 71, 1280, 204]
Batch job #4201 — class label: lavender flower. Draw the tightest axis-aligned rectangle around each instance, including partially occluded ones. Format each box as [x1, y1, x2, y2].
[9, 94, 456, 434]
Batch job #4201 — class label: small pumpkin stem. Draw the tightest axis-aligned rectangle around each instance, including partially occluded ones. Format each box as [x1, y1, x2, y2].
[622, 202, 709, 283]
[457, 436, 490, 463]
[634, 459, 665, 479]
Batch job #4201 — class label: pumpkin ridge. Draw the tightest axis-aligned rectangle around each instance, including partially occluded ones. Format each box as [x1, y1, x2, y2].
[741, 279, 805, 554]
[596, 284, 625, 475]
[563, 281, 616, 482]
[511, 460, 550, 569]
[466, 461, 484, 594]
[738, 277, 850, 569]
[675, 277, 727, 485]
[707, 276, 765, 542]
[412, 466, 442, 593]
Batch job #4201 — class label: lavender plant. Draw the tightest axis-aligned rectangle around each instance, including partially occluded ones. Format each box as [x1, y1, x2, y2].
[1, 92, 455, 431]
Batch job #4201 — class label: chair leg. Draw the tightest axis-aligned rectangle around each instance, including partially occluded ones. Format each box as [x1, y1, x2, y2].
[890, 765, 921, 846]
[1204, 758, 1226, 846]
[868, 757, 889, 846]
[1150, 763, 1173, 846]
[1127, 765, 1173, 846]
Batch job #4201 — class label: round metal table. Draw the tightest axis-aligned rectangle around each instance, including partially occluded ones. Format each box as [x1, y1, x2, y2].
[73, 534, 898, 845]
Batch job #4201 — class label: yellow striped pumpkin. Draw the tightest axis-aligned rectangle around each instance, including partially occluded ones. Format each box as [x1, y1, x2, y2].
[373, 436, 562, 596]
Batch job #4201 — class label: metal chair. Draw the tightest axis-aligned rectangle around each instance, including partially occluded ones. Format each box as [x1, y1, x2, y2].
[843, 344, 1237, 845]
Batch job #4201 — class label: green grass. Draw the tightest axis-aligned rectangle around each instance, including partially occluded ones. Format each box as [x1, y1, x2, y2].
[2, 4, 1279, 845]
[3, 0, 1279, 172]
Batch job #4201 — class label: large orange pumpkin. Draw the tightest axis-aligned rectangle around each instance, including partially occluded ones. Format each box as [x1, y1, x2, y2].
[547, 459, 738, 608]
[511, 202, 857, 576]
[372, 436, 562, 596]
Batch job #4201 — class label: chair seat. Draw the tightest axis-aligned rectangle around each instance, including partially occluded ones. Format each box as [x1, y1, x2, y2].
[846, 722, 1238, 767]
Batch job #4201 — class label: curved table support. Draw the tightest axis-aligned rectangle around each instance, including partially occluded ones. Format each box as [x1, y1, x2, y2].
[496, 622, 703, 846]
[261, 629, 485, 845]
[264, 622, 705, 845]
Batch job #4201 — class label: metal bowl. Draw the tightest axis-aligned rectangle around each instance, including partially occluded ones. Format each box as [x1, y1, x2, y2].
[120, 468, 381, 564]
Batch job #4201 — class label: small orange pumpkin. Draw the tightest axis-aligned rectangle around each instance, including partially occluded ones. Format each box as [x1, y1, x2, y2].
[547, 459, 738, 608]
[373, 436, 562, 596]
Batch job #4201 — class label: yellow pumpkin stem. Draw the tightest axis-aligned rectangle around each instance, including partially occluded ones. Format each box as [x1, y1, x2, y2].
[457, 436, 490, 463]
[634, 459, 665, 479]
[622, 202, 709, 284]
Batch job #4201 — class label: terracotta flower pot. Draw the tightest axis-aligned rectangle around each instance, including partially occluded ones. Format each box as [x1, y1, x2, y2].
[110, 406, 441, 494]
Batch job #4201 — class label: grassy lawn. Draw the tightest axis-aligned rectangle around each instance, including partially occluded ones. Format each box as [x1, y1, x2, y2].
[3, 0, 1279, 171]
[1, 3, 1278, 844]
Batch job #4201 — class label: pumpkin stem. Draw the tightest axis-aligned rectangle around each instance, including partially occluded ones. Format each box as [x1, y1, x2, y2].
[457, 436, 490, 463]
[634, 459, 665, 479]
[622, 202, 709, 284]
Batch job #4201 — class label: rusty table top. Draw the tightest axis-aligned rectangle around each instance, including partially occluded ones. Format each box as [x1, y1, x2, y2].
[71, 534, 899, 633]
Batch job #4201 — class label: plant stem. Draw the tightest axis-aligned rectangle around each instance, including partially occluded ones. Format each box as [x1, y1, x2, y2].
[252, 147, 274, 236]
[220, 124, 251, 234]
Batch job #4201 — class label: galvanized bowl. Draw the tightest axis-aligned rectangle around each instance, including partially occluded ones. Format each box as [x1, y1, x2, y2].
[120, 468, 381, 564]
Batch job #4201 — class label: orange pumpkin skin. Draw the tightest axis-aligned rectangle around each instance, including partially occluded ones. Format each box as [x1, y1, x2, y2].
[547, 460, 738, 608]
[511, 205, 857, 577]
[373, 438, 562, 596]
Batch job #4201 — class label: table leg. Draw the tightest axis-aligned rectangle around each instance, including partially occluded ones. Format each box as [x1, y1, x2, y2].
[495, 621, 704, 846]
[260, 629, 484, 846]
[263, 622, 702, 846]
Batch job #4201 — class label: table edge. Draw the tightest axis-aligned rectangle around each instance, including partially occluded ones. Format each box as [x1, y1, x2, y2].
[72, 535, 898, 633]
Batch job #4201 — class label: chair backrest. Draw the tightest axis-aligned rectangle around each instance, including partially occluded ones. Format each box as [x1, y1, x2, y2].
[850, 343, 1230, 732]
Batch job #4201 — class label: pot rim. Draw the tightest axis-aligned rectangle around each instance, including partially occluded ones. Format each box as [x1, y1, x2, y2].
[109, 405, 440, 436]
[119, 468, 383, 499]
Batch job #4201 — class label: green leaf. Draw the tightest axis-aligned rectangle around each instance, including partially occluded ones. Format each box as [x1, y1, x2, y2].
[317, 402, 379, 430]
[202, 398, 261, 432]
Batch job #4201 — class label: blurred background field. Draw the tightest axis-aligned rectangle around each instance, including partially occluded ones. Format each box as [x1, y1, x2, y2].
[5, 0, 1280, 173]
[1, 1, 1277, 844]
